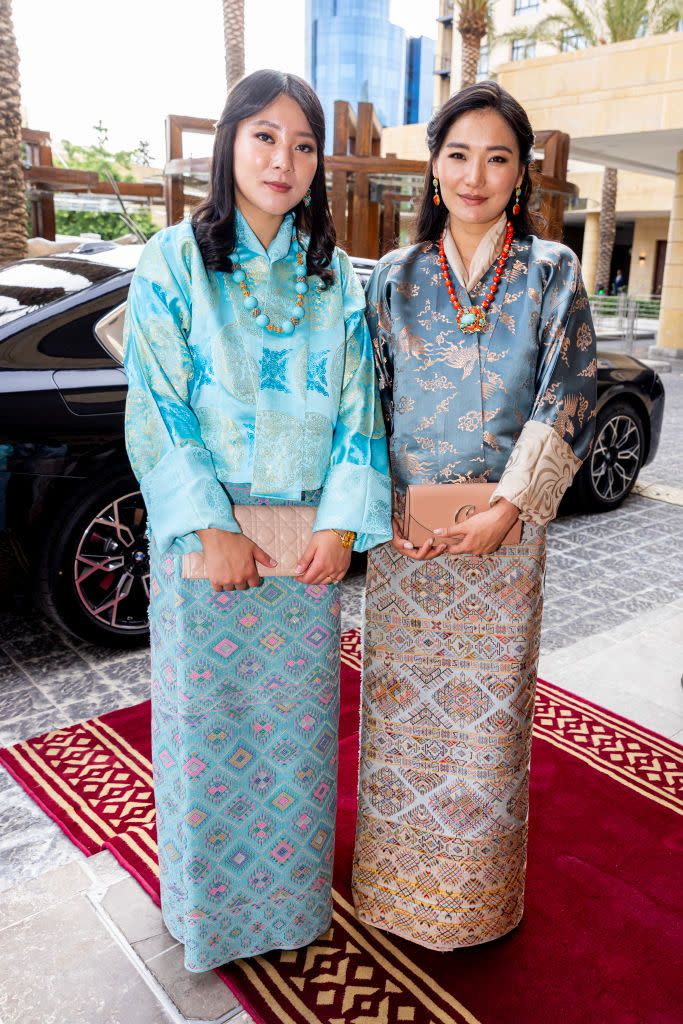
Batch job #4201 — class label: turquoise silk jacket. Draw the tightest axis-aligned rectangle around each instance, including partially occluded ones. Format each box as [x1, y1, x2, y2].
[123, 211, 392, 554]
[367, 217, 598, 524]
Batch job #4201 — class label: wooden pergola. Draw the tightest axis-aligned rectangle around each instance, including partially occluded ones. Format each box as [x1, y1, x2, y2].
[163, 101, 575, 257]
[21, 128, 164, 241]
[21, 103, 575, 253]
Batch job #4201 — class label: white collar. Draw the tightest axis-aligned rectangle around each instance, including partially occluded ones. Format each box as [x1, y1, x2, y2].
[442, 212, 507, 292]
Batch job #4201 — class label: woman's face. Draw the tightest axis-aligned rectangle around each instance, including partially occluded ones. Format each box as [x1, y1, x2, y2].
[232, 93, 318, 219]
[433, 108, 524, 229]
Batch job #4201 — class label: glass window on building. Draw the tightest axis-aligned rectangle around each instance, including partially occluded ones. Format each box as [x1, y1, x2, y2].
[511, 38, 540, 61]
[476, 43, 489, 81]
[560, 29, 588, 52]
[511, 38, 536, 61]
[307, 0, 408, 141]
[513, 0, 539, 13]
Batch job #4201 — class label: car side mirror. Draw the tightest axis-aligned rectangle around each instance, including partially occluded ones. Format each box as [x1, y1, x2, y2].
[94, 301, 126, 365]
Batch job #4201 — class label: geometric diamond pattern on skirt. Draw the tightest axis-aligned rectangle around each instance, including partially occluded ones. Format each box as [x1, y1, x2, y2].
[150, 544, 341, 971]
[352, 524, 546, 949]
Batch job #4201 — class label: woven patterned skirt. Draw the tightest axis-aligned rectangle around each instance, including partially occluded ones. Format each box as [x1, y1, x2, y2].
[352, 524, 546, 949]
[149, 544, 341, 971]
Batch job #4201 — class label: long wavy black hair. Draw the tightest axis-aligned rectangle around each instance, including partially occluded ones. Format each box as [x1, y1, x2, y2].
[192, 70, 336, 285]
[414, 81, 543, 244]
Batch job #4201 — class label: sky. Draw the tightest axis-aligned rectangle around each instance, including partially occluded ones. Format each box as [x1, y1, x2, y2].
[13, 0, 438, 165]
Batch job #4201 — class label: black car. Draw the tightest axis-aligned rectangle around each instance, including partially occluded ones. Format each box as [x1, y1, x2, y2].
[0, 243, 665, 648]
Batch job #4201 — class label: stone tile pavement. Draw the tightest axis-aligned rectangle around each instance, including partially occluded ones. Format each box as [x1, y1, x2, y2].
[1, 360, 681, 1023]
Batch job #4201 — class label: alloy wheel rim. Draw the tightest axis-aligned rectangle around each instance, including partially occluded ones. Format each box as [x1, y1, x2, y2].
[590, 414, 642, 502]
[73, 491, 149, 631]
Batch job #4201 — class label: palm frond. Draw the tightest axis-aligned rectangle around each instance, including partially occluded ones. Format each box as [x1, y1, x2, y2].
[497, 15, 571, 48]
[648, 0, 683, 32]
[558, 0, 601, 44]
[604, 0, 651, 42]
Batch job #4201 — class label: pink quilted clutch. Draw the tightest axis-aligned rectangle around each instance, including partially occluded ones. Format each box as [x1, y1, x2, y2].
[181, 505, 317, 579]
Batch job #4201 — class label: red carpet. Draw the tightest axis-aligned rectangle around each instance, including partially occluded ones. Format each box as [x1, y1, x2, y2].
[1, 629, 681, 1024]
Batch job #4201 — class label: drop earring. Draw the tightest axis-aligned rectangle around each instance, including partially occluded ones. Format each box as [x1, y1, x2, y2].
[433, 176, 441, 206]
[512, 185, 522, 216]
[303, 187, 312, 208]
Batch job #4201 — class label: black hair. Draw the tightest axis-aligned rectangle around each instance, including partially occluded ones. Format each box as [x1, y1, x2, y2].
[414, 80, 543, 244]
[192, 69, 336, 285]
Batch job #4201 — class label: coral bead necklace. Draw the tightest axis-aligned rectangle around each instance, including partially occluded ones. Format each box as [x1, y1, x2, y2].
[231, 228, 308, 336]
[438, 220, 514, 334]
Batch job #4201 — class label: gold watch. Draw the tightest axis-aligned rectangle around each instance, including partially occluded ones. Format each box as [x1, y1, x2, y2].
[331, 529, 355, 549]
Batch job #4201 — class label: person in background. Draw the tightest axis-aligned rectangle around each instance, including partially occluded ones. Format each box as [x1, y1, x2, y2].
[613, 268, 626, 294]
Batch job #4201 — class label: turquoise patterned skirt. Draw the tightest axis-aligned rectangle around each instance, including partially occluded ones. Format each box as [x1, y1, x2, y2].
[148, 495, 341, 971]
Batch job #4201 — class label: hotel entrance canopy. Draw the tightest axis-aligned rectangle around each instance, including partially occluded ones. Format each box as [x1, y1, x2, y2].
[497, 32, 683, 353]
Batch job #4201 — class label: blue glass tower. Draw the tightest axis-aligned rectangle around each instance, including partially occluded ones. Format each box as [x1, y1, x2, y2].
[404, 36, 436, 125]
[306, 0, 407, 144]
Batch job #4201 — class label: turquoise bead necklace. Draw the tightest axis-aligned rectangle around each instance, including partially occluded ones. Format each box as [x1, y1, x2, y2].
[231, 228, 308, 336]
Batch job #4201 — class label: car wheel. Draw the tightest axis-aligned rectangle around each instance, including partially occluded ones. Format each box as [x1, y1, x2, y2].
[574, 401, 645, 513]
[38, 473, 150, 648]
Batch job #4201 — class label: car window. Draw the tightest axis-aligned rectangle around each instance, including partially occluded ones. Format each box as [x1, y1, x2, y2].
[0, 257, 127, 326]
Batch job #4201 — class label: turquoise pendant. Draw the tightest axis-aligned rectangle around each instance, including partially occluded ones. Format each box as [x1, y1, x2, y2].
[457, 306, 487, 334]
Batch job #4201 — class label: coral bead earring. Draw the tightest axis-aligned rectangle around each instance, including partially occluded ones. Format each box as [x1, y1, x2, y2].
[433, 176, 441, 206]
[512, 185, 522, 217]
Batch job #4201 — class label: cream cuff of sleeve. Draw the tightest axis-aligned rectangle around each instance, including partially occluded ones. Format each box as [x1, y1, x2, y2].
[490, 420, 583, 526]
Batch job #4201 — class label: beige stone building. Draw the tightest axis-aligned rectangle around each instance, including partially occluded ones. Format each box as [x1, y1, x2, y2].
[395, 5, 682, 352]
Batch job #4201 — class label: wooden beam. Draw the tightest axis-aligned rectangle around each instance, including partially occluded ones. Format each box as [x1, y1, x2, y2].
[89, 181, 164, 198]
[23, 172, 163, 200]
[371, 109, 382, 157]
[164, 153, 430, 178]
[333, 100, 353, 157]
[533, 131, 573, 240]
[381, 191, 405, 256]
[355, 103, 375, 157]
[327, 155, 428, 175]
[165, 116, 186, 226]
[352, 104, 376, 256]
[166, 114, 216, 134]
[37, 140, 56, 240]
[21, 128, 51, 145]
[25, 166, 98, 187]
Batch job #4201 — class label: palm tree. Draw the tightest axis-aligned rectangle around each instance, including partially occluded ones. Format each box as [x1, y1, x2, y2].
[222, 0, 245, 92]
[595, 167, 617, 293]
[0, 0, 27, 266]
[457, 1, 494, 87]
[508, 0, 682, 292]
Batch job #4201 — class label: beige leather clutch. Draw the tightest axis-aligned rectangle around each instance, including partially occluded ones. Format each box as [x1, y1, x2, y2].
[403, 483, 522, 548]
[181, 505, 317, 579]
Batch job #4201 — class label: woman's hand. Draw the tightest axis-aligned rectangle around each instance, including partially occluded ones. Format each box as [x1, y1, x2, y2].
[295, 530, 352, 585]
[391, 516, 447, 561]
[196, 528, 276, 591]
[434, 499, 520, 556]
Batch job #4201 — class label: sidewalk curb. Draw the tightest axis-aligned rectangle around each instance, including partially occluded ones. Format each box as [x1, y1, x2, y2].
[633, 480, 683, 506]
[649, 344, 683, 363]
[639, 358, 672, 373]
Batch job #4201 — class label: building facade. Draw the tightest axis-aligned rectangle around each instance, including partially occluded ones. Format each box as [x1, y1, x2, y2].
[384, 28, 683, 352]
[305, 0, 407, 140]
[404, 36, 436, 125]
[433, 0, 564, 104]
